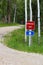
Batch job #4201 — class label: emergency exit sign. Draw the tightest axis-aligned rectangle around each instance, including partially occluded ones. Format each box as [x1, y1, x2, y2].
[26, 21, 35, 30]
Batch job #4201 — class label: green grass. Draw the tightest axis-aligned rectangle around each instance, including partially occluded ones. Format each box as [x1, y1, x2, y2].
[4, 28, 43, 54]
[0, 23, 20, 27]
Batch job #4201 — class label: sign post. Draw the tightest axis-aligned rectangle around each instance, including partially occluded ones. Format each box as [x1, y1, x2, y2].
[29, 0, 32, 46]
[25, 0, 27, 42]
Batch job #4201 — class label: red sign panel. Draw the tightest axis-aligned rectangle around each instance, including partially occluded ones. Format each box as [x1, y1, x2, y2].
[26, 21, 35, 30]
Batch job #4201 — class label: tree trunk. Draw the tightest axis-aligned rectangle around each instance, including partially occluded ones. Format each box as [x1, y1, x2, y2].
[13, 4, 17, 23]
[7, 0, 11, 23]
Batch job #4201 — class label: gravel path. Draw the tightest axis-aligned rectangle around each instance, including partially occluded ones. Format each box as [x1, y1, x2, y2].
[0, 25, 24, 38]
[0, 25, 43, 65]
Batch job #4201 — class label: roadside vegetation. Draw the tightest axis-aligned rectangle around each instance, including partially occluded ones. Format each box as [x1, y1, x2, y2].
[0, 22, 20, 27]
[4, 28, 43, 54]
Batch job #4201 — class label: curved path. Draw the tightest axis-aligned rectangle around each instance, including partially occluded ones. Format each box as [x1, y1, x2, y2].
[0, 25, 43, 65]
[0, 25, 24, 38]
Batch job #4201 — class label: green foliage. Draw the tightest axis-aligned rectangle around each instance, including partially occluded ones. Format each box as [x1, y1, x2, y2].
[16, 0, 25, 23]
[0, 0, 43, 25]
[2, 0, 7, 16]
[0, 0, 2, 20]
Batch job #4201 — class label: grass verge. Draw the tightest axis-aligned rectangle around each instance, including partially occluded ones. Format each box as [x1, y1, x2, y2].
[4, 28, 43, 54]
[0, 23, 20, 27]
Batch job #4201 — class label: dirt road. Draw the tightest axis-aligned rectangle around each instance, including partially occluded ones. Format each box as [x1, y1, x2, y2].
[0, 25, 43, 65]
[0, 25, 24, 38]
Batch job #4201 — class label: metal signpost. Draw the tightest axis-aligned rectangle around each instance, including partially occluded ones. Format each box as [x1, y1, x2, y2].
[29, 0, 32, 46]
[26, 21, 35, 46]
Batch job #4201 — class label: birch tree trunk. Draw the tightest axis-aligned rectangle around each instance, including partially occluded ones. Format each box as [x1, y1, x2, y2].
[37, 0, 40, 44]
